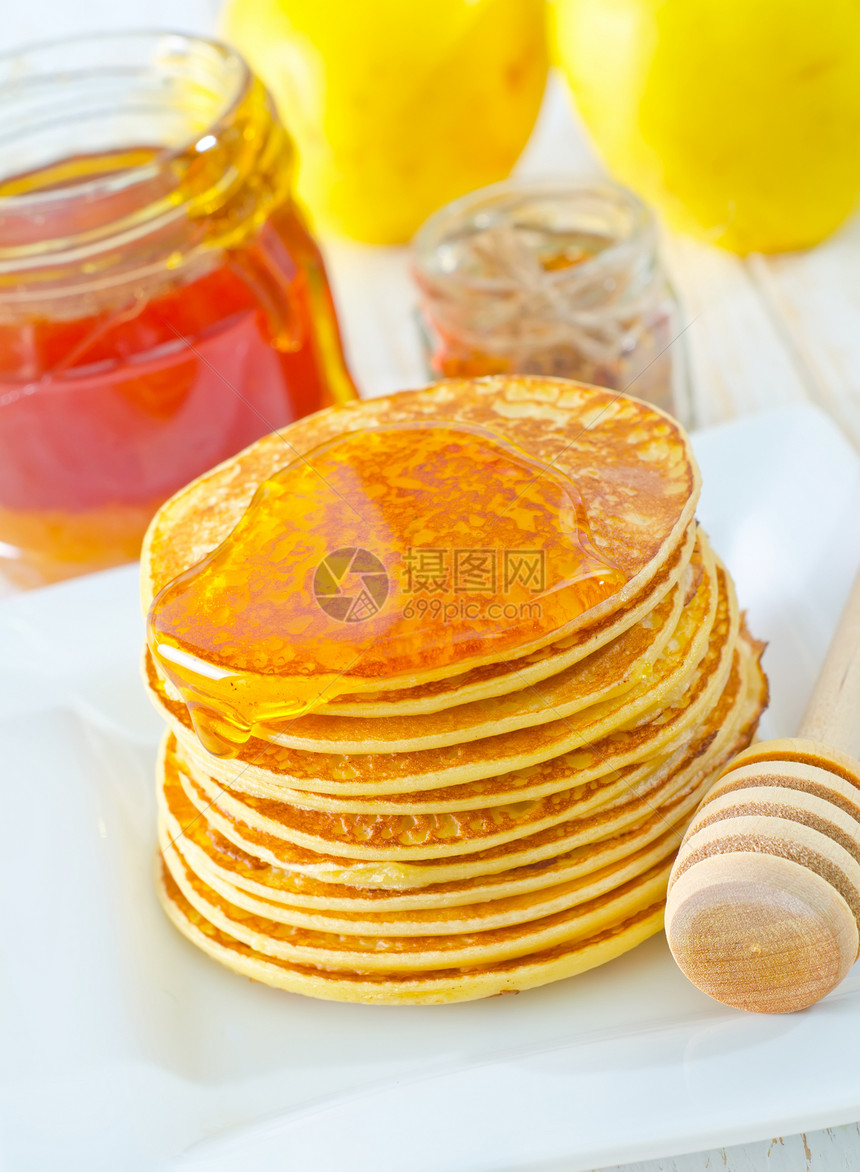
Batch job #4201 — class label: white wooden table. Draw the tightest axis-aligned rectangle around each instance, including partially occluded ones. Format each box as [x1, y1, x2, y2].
[327, 72, 860, 454]
[3, 5, 860, 1169]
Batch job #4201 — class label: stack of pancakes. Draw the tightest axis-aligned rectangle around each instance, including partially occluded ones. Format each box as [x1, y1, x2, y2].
[142, 376, 767, 1004]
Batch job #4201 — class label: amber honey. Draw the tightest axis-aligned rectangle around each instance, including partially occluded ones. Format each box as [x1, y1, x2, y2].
[148, 420, 626, 756]
[0, 33, 356, 586]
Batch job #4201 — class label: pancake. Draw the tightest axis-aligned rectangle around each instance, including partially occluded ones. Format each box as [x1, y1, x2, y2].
[161, 809, 685, 937]
[165, 553, 740, 827]
[143, 375, 767, 1003]
[142, 378, 700, 705]
[158, 862, 667, 1004]
[165, 631, 765, 891]
[322, 521, 697, 717]
[150, 541, 690, 755]
[158, 636, 764, 916]
[254, 548, 692, 753]
[156, 637, 765, 1001]
[155, 631, 765, 1003]
[160, 653, 764, 939]
[150, 540, 730, 799]
[178, 597, 734, 864]
[161, 837, 675, 971]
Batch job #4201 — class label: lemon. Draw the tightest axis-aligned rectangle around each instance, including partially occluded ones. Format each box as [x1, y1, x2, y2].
[550, 0, 860, 253]
[223, 0, 548, 244]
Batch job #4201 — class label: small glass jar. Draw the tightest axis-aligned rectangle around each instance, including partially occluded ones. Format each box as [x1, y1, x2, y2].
[412, 179, 689, 424]
[0, 32, 357, 588]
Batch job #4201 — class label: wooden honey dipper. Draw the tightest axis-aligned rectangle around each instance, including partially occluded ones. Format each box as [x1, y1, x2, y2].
[665, 566, 860, 1013]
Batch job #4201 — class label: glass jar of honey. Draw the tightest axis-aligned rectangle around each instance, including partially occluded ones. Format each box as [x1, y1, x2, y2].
[412, 179, 689, 424]
[0, 32, 357, 588]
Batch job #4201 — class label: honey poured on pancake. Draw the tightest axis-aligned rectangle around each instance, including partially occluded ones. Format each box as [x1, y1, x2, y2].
[148, 421, 626, 757]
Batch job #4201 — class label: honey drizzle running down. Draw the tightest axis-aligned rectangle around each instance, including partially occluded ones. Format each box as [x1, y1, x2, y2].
[147, 421, 627, 757]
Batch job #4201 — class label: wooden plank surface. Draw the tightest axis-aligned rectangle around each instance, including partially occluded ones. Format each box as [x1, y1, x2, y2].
[330, 74, 850, 441]
[601, 1125, 860, 1172]
[748, 220, 860, 448]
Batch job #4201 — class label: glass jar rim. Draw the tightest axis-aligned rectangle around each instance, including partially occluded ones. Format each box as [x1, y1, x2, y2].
[0, 30, 294, 311]
[0, 30, 251, 214]
[412, 177, 656, 292]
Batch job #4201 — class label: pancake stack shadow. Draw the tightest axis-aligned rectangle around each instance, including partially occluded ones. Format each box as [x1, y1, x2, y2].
[143, 377, 768, 1004]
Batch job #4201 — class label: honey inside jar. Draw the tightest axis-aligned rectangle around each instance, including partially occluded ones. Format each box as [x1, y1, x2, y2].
[0, 33, 356, 587]
[148, 420, 627, 757]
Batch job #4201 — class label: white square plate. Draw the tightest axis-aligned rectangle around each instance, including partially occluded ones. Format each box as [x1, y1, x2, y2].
[2, 404, 859, 1172]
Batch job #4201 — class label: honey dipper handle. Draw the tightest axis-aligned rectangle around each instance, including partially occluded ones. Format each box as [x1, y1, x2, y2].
[798, 565, 860, 759]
